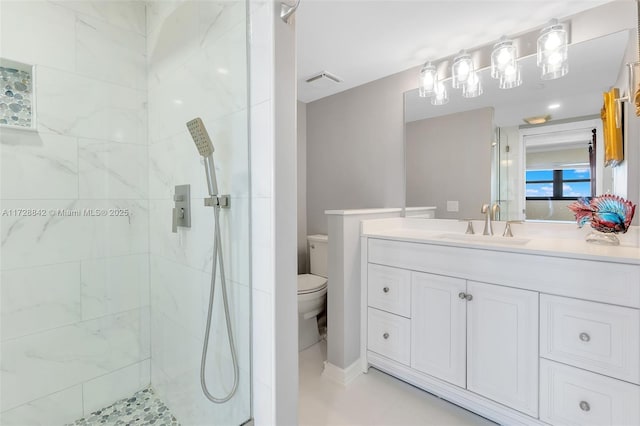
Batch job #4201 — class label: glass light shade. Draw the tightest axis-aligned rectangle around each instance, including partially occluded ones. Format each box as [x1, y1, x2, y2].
[537, 19, 568, 80]
[499, 63, 522, 89]
[462, 70, 483, 98]
[431, 80, 449, 105]
[418, 62, 437, 97]
[491, 37, 517, 80]
[452, 51, 473, 89]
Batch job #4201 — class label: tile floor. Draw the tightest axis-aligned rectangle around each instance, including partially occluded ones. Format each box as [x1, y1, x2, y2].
[299, 341, 496, 426]
[66, 387, 179, 426]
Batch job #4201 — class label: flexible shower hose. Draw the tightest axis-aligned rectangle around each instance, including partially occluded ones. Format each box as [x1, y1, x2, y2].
[201, 204, 239, 403]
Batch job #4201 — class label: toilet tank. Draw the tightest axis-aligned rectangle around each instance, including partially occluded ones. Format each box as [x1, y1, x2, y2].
[307, 234, 328, 278]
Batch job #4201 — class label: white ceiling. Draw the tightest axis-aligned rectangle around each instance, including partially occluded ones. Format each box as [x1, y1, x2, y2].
[296, 0, 615, 103]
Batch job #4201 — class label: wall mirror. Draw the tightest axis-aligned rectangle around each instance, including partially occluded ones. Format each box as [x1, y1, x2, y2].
[404, 29, 634, 222]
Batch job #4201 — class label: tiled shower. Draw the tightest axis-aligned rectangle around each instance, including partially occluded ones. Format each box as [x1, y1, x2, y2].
[0, 1, 254, 424]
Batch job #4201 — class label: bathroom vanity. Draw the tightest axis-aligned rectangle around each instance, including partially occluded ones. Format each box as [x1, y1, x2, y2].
[360, 218, 640, 426]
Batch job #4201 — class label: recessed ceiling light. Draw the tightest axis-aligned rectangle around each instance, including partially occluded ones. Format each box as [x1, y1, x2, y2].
[523, 114, 551, 125]
[548, 103, 561, 110]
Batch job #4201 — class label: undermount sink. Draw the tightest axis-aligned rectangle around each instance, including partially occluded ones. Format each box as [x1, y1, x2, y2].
[436, 233, 531, 246]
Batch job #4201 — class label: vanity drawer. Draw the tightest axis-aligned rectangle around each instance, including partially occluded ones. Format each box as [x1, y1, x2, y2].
[540, 294, 640, 383]
[540, 359, 640, 426]
[367, 308, 410, 365]
[368, 264, 411, 317]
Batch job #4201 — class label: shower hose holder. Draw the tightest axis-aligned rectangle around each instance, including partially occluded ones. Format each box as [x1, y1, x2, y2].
[204, 195, 231, 208]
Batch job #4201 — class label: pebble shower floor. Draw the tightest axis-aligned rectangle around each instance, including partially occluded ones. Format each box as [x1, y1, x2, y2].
[66, 387, 179, 426]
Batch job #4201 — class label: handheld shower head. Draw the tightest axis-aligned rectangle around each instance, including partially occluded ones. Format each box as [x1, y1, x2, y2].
[187, 117, 214, 157]
[186, 117, 218, 196]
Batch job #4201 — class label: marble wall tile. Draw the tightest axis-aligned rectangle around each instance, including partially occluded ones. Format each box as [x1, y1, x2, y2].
[147, 0, 245, 88]
[148, 196, 248, 286]
[52, 0, 146, 35]
[151, 310, 250, 426]
[0, 1, 76, 73]
[149, 110, 248, 200]
[0, 385, 83, 426]
[147, 39, 247, 144]
[1, 199, 149, 269]
[1, 307, 150, 411]
[0, 129, 78, 200]
[1, 262, 81, 341]
[81, 254, 150, 321]
[36, 67, 147, 145]
[79, 139, 148, 199]
[150, 255, 207, 341]
[148, 132, 208, 200]
[148, 198, 215, 271]
[76, 14, 146, 89]
[249, 1, 273, 106]
[82, 359, 151, 416]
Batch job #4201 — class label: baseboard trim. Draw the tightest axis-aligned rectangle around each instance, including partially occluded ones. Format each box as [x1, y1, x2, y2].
[322, 359, 363, 386]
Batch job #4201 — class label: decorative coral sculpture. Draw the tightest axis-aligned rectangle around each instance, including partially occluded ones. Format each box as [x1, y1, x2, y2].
[568, 195, 636, 245]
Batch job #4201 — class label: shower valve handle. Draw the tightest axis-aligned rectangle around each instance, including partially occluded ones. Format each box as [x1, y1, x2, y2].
[172, 207, 179, 233]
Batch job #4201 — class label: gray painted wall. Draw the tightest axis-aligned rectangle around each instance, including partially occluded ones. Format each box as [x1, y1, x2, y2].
[405, 108, 494, 219]
[297, 101, 308, 273]
[306, 71, 415, 235]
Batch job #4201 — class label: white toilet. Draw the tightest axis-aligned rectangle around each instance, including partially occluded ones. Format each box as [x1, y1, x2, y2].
[298, 234, 328, 351]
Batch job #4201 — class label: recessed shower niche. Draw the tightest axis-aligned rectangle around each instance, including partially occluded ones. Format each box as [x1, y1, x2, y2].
[0, 58, 36, 131]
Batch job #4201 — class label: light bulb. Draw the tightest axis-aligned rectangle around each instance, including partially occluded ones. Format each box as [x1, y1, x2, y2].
[491, 37, 517, 81]
[418, 62, 437, 97]
[452, 51, 474, 89]
[537, 19, 568, 80]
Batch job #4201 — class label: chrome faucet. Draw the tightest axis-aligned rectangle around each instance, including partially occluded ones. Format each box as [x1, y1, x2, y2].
[481, 203, 500, 236]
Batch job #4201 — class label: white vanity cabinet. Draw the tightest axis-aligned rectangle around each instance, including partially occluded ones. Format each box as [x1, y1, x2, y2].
[361, 235, 640, 426]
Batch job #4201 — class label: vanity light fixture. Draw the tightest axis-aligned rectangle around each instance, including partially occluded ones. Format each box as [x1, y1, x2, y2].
[537, 19, 569, 80]
[431, 80, 449, 105]
[418, 61, 437, 97]
[452, 50, 474, 89]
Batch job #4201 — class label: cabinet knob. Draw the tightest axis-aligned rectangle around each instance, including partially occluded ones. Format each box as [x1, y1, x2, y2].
[383, 286, 390, 293]
[465, 293, 473, 301]
[459, 292, 467, 300]
[310, 244, 315, 249]
[579, 401, 591, 412]
[579, 332, 591, 342]
[383, 332, 389, 340]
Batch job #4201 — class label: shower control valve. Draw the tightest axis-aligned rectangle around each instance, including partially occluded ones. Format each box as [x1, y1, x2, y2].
[172, 184, 191, 233]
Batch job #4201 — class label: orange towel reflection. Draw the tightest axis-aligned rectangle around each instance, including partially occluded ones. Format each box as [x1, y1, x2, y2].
[601, 88, 623, 167]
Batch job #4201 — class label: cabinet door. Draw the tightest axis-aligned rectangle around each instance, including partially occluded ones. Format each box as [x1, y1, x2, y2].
[466, 281, 538, 417]
[411, 272, 466, 387]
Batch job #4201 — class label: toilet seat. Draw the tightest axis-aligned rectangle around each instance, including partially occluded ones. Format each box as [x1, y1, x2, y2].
[297, 273, 327, 295]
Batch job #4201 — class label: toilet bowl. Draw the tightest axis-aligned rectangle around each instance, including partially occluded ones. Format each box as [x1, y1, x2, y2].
[298, 274, 327, 350]
[298, 234, 328, 351]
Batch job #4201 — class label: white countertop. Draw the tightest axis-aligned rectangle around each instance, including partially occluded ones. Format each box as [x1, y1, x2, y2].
[361, 218, 640, 265]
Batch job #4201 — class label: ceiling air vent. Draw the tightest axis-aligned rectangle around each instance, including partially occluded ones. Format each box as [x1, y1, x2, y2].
[305, 71, 342, 88]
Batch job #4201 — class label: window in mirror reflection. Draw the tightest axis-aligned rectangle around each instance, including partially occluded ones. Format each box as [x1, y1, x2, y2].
[526, 169, 592, 199]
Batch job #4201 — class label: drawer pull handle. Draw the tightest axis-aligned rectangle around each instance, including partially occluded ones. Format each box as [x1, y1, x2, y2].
[459, 292, 467, 299]
[579, 401, 591, 412]
[383, 332, 389, 340]
[465, 293, 473, 301]
[383, 286, 390, 293]
[579, 332, 591, 342]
